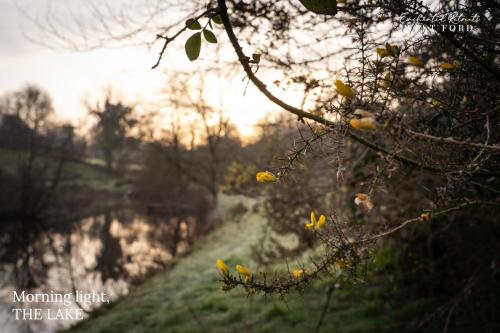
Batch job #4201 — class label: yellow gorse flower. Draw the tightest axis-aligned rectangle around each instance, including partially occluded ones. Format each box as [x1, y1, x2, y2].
[376, 47, 390, 59]
[335, 80, 355, 99]
[306, 211, 327, 230]
[236, 265, 251, 278]
[349, 117, 377, 131]
[354, 193, 374, 212]
[307, 211, 317, 230]
[305, 215, 315, 230]
[385, 43, 399, 57]
[315, 214, 326, 229]
[419, 213, 430, 222]
[335, 259, 349, 270]
[292, 269, 305, 279]
[430, 99, 442, 108]
[255, 171, 278, 183]
[216, 259, 229, 276]
[408, 56, 425, 68]
[354, 109, 375, 118]
[376, 43, 399, 59]
[440, 62, 457, 71]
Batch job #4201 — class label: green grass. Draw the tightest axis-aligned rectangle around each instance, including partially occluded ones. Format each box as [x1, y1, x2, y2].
[61, 160, 122, 192]
[0, 148, 124, 192]
[66, 194, 431, 333]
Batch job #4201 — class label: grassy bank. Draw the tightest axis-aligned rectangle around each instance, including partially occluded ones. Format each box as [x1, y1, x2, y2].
[67, 194, 429, 333]
[0, 148, 125, 192]
[0, 148, 131, 222]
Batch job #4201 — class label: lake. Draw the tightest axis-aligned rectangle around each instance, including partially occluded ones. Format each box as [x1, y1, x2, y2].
[0, 208, 194, 333]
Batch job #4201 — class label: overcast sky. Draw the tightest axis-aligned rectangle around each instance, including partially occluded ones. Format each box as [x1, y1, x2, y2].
[0, 0, 280, 132]
[0, 0, 313, 137]
[0, 0, 172, 124]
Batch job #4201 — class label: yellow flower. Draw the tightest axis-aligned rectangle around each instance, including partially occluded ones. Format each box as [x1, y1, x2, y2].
[305, 220, 315, 230]
[408, 56, 425, 68]
[376, 47, 390, 59]
[255, 171, 278, 183]
[216, 259, 229, 276]
[335, 80, 355, 99]
[349, 118, 377, 131]
[354, 193, 374, 212]
[354, 109, 375, 118]
[430, 99, 442, 108]
[236, 265, 251, 278]
[315, 214, 326, 229]
[440, 63, 456, 71]
[377, 43, 398, 59]
[307, 211, 327, 230]
[385, 43, 399, 57]
[335, 259, 349, 270]
[419, 213, 430, 222]
[306, 211, 316, 230]
[292, 269, 305, 279]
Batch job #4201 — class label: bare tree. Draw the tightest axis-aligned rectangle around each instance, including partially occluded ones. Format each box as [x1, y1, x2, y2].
[0, 85, 69, 219]
[88, 95, 135, 172]
[160, 74, 238, 201]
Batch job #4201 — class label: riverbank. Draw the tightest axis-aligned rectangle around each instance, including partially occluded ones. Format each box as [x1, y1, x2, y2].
[66, 194, 432, 333]
[0, 147, 132, 224]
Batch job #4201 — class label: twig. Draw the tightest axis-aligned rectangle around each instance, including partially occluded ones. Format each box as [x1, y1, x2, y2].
[151, 9, 217, 69]
[355, 200, 500, 244]
[403, 126, 500, 152]
[315, 284, 335, 333]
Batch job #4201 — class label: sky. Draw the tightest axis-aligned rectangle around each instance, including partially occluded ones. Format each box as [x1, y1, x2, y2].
[0, 0, 302, 138]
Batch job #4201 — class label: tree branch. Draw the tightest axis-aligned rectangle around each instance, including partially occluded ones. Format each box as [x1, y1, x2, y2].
[215, 0, 499, 177]
[152, 8, 217, 69]
[354, 200, 500, 244]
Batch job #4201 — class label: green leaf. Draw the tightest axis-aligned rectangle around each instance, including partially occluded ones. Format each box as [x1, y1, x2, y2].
[203, 29, 217, 43]
[185, 19, 202, 30]
[252, 53, 261, 64]
[185, 32, 202, 61]
[212, 15, 223, 24]
[298, 0, 337, 16]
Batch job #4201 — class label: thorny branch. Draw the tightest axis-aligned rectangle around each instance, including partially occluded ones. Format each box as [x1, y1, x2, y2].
[215, 0, 500, 177]
[220, 200, 500, 294]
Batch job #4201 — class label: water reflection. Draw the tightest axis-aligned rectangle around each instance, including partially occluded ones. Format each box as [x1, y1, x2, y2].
[0, 208, 194, 333]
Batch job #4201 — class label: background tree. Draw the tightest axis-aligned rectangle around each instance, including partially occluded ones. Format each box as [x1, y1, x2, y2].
[89, 96, 135, 172]
[0, 85, 69, 219]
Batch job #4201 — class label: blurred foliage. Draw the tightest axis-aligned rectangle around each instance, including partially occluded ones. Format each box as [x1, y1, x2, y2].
[221, 161, 257, 194]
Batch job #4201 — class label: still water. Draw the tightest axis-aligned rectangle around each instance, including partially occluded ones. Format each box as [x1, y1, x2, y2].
[0, 209, 194, 333]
